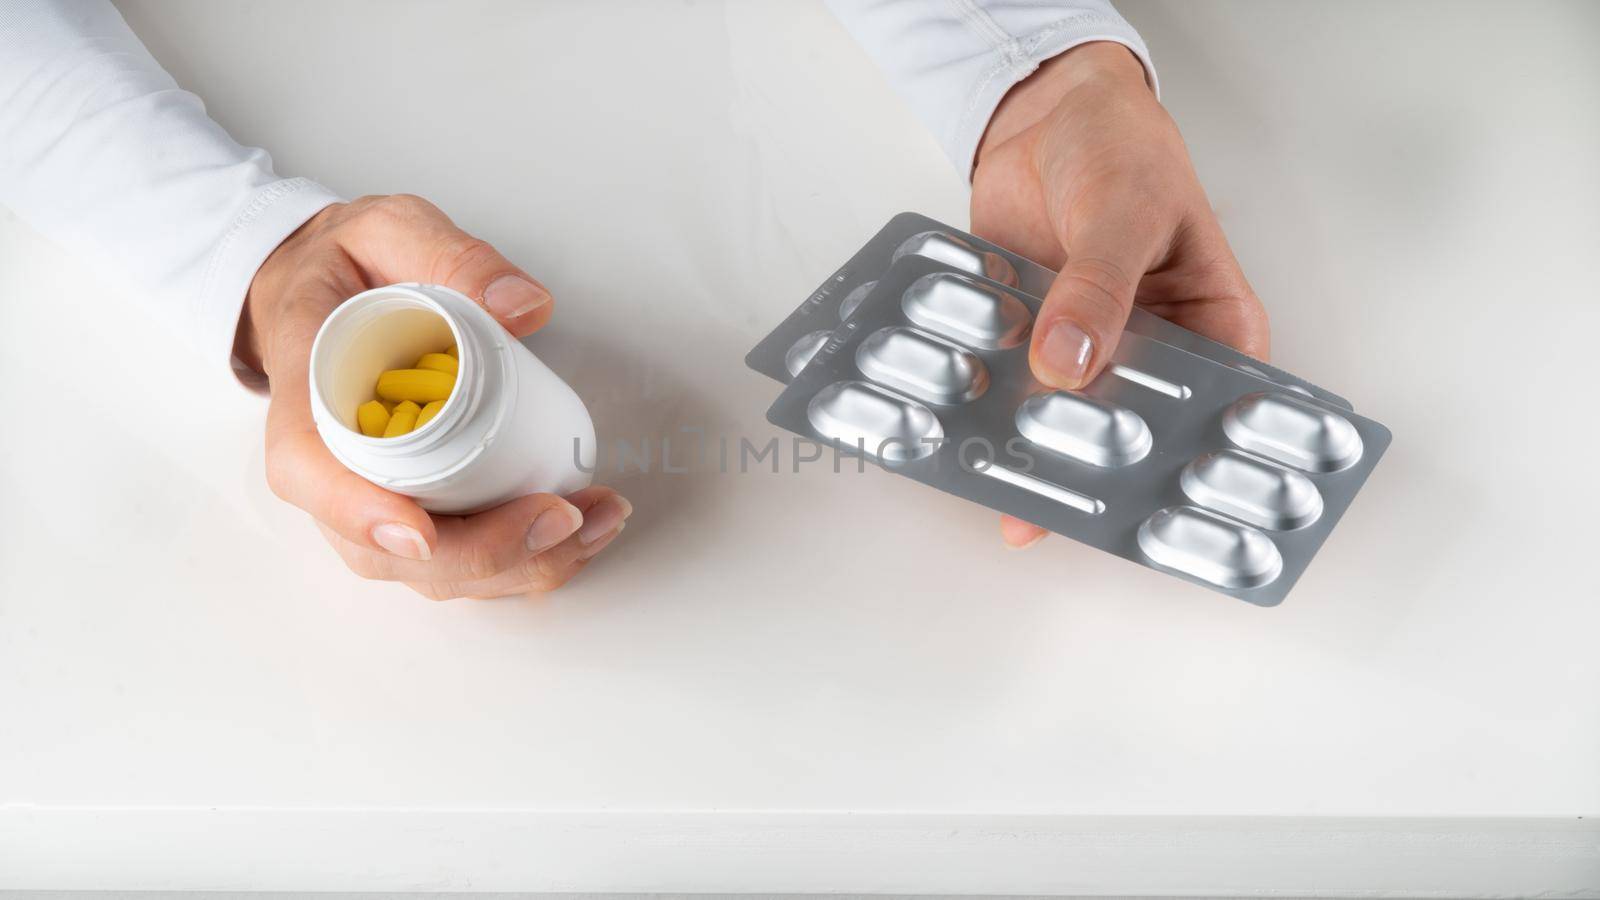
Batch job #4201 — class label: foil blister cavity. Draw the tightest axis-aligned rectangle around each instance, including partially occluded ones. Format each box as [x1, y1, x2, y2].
[893, 231, 1018, 287]
[807, 380, 944, 462]
[855, 326, 989, 404]
[901, 272, 1032, 350]
[1223, 392, 1363, 473]
[1180, 449, 1323, 530]
[1015, 391, 1152, 468]
[1137, 506, 1284, 589]
[784, 329, 831, 377]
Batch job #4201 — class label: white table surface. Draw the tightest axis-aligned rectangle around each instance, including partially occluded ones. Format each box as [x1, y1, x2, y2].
[2, 0, 1597, 894]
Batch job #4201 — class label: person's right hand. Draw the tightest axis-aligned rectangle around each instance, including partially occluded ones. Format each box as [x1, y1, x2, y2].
[970, 42, 1270, 550]
[237, 195, 630, 600]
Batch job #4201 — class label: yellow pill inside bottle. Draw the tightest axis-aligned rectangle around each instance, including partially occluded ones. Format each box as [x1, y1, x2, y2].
[415, 352, 458, 376]
[356, 400, 391, 437]
[383, 400, 422, 437]
[415, 400, 445, 430]
[375, 368, 455, 404]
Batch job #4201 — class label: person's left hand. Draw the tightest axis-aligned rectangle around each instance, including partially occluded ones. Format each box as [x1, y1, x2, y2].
[238, 194, 630, 599]
[969, 41, 1271, 549]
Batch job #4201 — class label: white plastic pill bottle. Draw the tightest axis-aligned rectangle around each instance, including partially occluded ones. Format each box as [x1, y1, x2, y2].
[309, 283, 595, 514]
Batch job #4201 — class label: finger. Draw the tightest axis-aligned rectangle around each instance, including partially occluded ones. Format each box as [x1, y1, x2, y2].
[1000, 515, 1048, 550]
[1136, 241, 1272, 360]
[343, 194, 554, 337]
[1031, 195, 1174, 390]
[1156, 291, 1272, 361]
[268, 420, 440, 562]
[402, 488, 632, 600]
[464, 490, 631, 598]
[316, 491, 591, 586]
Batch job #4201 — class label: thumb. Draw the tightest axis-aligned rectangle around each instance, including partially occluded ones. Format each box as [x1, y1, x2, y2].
[345, 194, 554, 338]
[1030, 205, 1170, 390]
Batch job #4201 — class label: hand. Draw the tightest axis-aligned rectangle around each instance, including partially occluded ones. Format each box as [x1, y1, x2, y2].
[970, 42, 1270, 549]
[239, 195, 631, 599]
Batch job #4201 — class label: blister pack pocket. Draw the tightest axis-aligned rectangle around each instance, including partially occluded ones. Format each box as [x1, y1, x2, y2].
[747, 215, 1390, 606]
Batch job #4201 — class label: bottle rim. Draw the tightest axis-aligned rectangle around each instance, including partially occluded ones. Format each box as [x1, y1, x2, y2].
[308, 285, 484, 457]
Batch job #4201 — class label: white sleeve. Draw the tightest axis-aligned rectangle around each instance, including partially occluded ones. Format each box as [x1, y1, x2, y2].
[0, 0, 343, 383]
[824, 0, 1159, 177]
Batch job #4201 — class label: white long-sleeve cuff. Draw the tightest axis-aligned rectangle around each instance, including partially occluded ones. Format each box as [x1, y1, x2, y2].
[826, 1, 1159, 178]
[212, 178, 342, 391]
[945, 8, 1158, 176]
[0, 0, 343, 393]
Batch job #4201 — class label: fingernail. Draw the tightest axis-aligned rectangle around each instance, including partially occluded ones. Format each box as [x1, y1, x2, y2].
[372, 522, 431, 561]
[579, 521, 623, 560]
[578, 496, 632, 545]
[1005, 530, 1048, 551]
[482, 274, 550, 319]
[526, 503, 583, 553]
[1039, 320, 1095, 387]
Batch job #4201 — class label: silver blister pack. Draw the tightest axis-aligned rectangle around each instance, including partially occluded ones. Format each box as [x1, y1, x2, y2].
[747, 212, 1353, 410]
[747, 215, 1391, 606]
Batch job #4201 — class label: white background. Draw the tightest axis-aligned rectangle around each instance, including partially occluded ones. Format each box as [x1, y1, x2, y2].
[2, 0, 1597, 893]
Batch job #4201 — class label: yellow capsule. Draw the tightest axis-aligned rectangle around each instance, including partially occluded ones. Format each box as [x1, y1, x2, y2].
[356, 400, 391, 437]
[416, 400, 445, 429]
[383, 400, 422, 437]
[375, 368, 454, 403]
[415, 352, 458, 376]
[446, 344, 458, 358]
